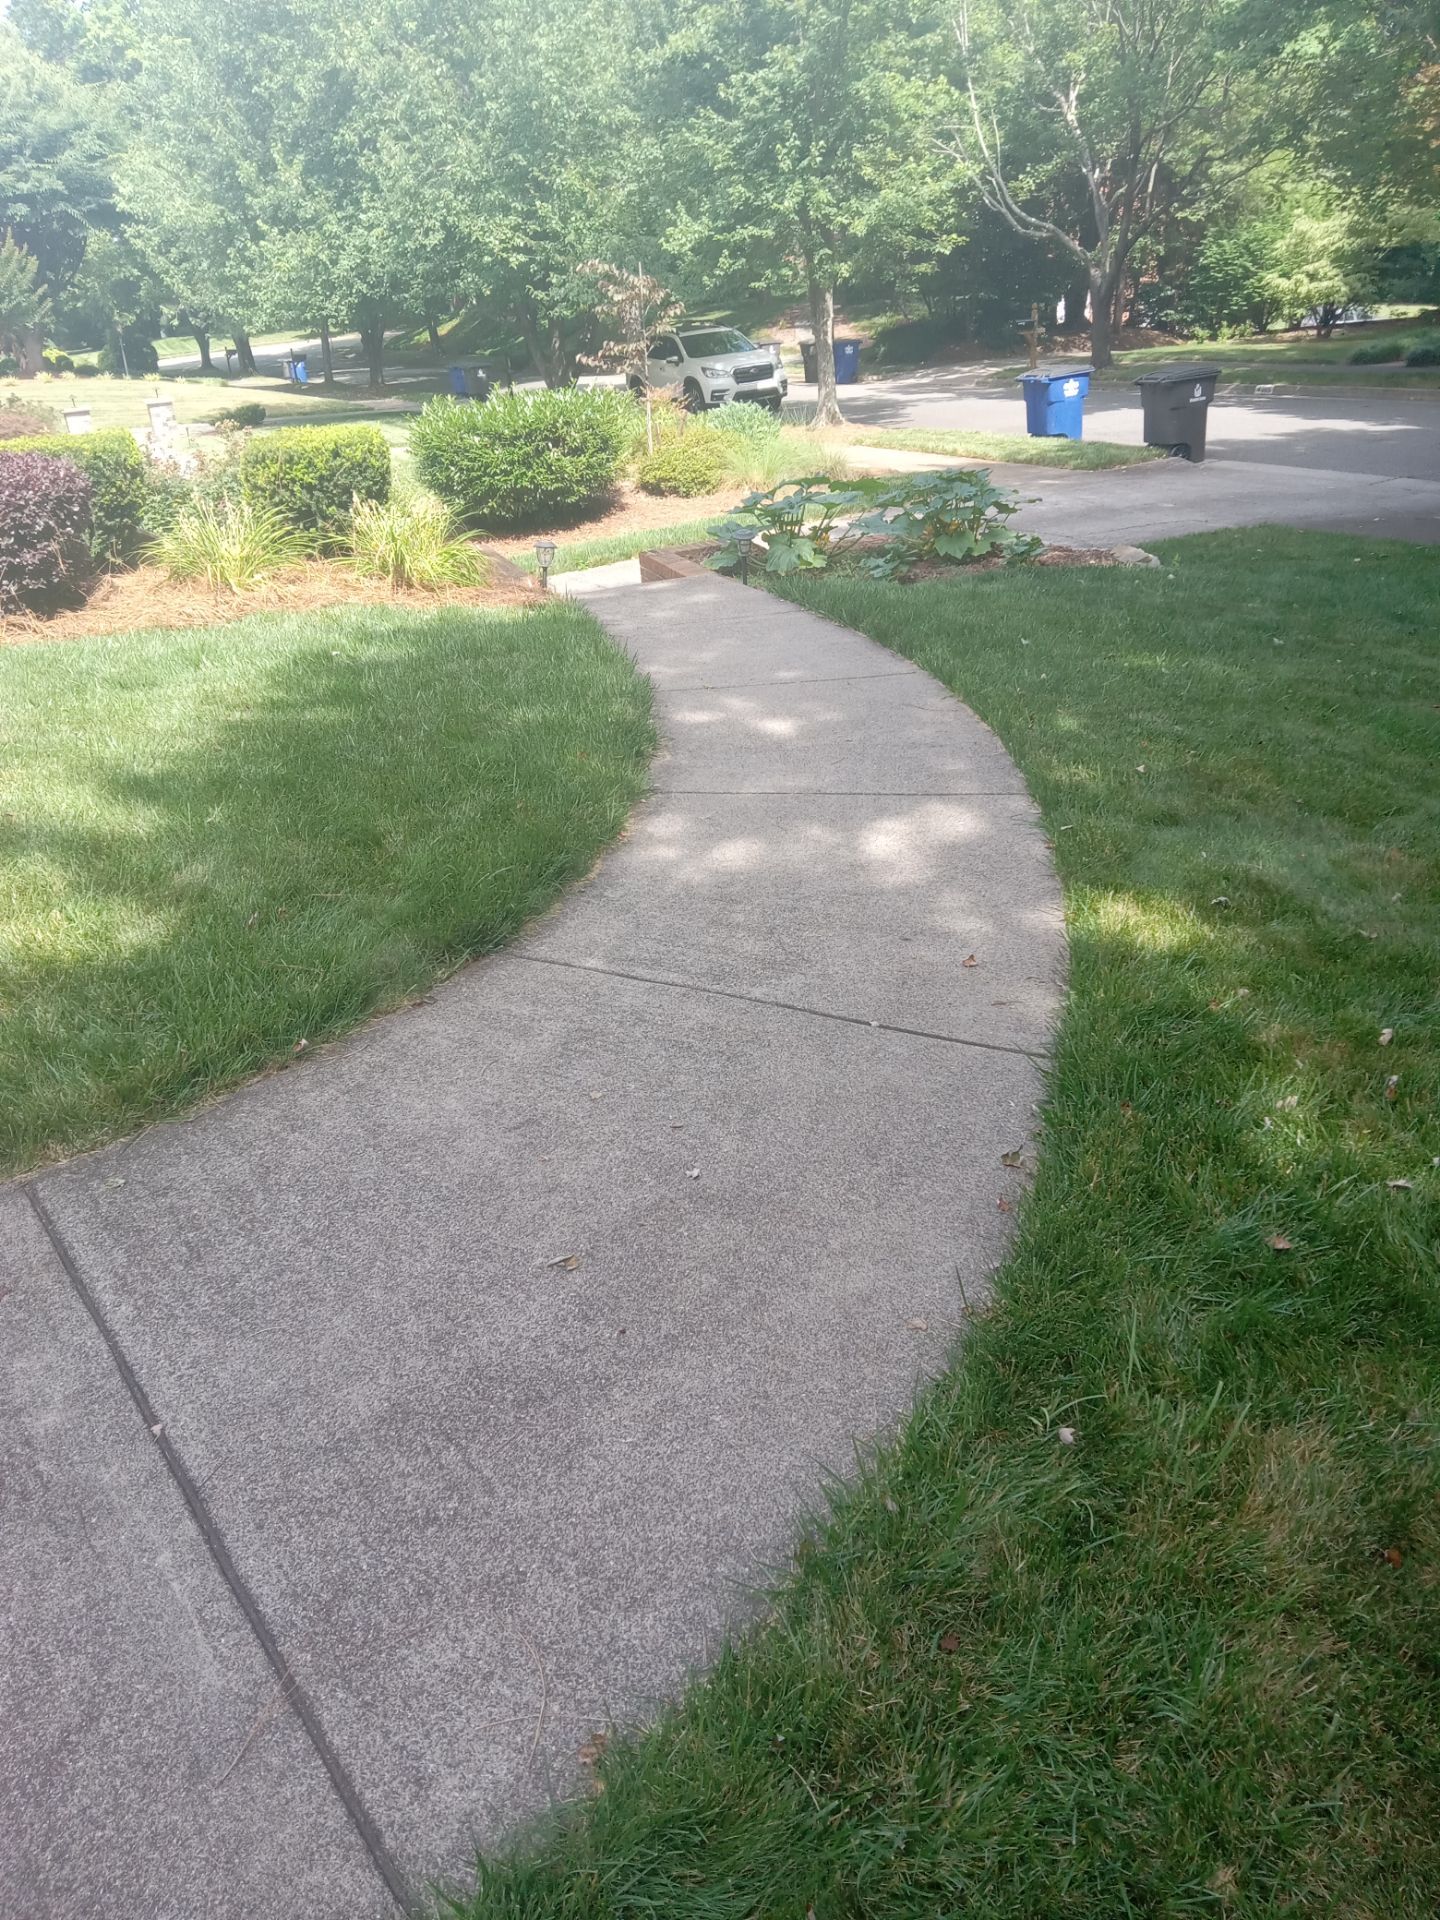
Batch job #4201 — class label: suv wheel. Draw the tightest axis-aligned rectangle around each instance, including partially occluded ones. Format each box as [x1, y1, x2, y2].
[681, 378, 706, 412]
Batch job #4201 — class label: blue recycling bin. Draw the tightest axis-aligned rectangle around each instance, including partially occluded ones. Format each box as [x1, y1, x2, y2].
[1019, 368, 1090, 439]
[833, 338, 861, 385]
[448, 364, 470, 397]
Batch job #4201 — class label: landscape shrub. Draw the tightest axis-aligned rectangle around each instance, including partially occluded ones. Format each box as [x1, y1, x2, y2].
[239, 424, 390, 538]
[1, 428, 150, 562]
[1348, 336, 1406, 365]
[207, 401, 267, 430]
[637, 431, 734, 496]
[411, 388, 627, 527]
[0, 450, 94, 612]
[98, 330, 160, 377]
[152, 497, 312, 592]
[0, 390, 60, 439]
[349, 492, 488, 589]
[42, 350, 75, 373]
[139, 461, 195, 538]
[1404, 332, 1440, 366]
[708, 399, 782, 442]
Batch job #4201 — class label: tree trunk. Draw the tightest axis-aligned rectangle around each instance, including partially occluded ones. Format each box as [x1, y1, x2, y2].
[519, 304, 570, 387]
[319, 319, 335, 387]
[194, 328, 213, 372]
[1088, 268, 1115, 370]
[547, 315, 573, 386]
[232, 329, 258, 376]
[426, 316, 441, 352]
[807, 272, 843, 427]
[16, 323, 45, 378]
[360, 323, 386, 390]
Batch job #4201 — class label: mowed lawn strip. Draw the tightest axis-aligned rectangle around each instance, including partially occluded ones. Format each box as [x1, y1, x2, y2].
[0, 602, 654, 1176]
[457, 529, 1439, 1917]
[838, 424, 1163, 469]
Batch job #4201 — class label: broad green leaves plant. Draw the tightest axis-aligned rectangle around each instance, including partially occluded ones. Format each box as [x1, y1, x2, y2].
[851, 470, 1041, 577]
[707, 470, 1038, 579]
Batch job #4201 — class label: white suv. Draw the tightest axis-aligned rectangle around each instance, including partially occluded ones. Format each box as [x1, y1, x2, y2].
[636, 326, 788, 412]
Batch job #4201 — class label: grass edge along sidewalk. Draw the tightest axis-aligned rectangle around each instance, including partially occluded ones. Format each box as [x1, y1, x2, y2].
[452, 527, 1438, 1918]
[0, 600, 654, 1178]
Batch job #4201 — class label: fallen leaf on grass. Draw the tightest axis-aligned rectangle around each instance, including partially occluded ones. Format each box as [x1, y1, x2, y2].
[962, 953, 978, 968]
[939, 1632, 961, 1654]
[1210, 895, 1231, 908]
[1057, 1426, 1077, 1445]
[1379, 1028, 1394, 1046]
[1385, 1075, 1400, 1102]
[1276, 1094, 1299, 1111]
[997, 1196, 1013, 1214]
[1386, 1179, 1414, 1192]
[1382, 1546, 1403, 1569]
[292, 1038, 308, 1054]
[1267, 1234, 1293, 1252]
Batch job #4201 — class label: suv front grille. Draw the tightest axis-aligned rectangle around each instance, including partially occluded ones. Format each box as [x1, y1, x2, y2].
[732, 363, 772, 384]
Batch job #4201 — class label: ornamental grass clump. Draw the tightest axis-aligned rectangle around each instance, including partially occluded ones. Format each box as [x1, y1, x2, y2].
[349, 493, 489, 590]
[152, 497, 312, 593]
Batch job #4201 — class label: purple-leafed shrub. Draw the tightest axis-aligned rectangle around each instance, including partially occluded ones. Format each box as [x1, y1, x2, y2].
[0, 451, 95, 613]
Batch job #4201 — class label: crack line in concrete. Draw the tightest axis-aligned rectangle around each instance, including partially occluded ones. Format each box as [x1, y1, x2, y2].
[515, 953, 1048, 1062]
[22, 1183, 413, 1917]
[650, 787, 1029, 799]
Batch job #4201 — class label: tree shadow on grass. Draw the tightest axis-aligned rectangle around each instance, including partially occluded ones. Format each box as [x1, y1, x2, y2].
[0, 600, 655, 1175]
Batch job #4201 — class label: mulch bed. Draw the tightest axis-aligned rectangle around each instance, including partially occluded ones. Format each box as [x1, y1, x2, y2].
[1, 553, 541, 646]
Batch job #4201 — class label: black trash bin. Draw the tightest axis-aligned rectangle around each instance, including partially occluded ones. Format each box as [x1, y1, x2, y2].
[800, 338, 817, 382]
[1134, 365, 1222, 462]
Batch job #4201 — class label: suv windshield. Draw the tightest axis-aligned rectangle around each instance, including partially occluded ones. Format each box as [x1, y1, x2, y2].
[678, 329, 755, 357]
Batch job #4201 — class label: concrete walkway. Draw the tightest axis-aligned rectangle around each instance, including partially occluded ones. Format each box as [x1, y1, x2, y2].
[3, 576, 1065, 1918]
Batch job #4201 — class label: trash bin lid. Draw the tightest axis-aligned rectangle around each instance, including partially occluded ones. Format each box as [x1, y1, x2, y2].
[1133, 364, 1223, 385]
[1018, 367, 1092, 382]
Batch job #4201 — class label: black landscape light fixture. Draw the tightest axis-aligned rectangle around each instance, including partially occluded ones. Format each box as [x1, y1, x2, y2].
[534, 539, 558, 589]
[735, 530, 755, 585]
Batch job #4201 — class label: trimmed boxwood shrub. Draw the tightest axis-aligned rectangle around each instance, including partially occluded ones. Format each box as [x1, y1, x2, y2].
[1404, 334, 1440, 367]
[637, 432, 733, 497]
[207, 401, 267, 430]
[411, 389, 627, 528]
[1, 429, 150, 563]
[0, 451, 94, 611]
[240, 424, 390, 537]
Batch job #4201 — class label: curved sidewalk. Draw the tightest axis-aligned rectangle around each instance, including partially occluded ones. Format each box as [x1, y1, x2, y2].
[3, 574, 1066, 1917]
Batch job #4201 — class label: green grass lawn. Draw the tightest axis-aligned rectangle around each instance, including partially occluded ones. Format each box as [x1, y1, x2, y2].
[21, 370, 413, 436]
[840, 425, 1162, 469]
[0, 603, 653, 1176]
[456, 529, 1439, 1917]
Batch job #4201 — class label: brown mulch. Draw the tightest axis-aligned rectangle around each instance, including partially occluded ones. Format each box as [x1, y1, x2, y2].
[1, 553, 541, 646]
